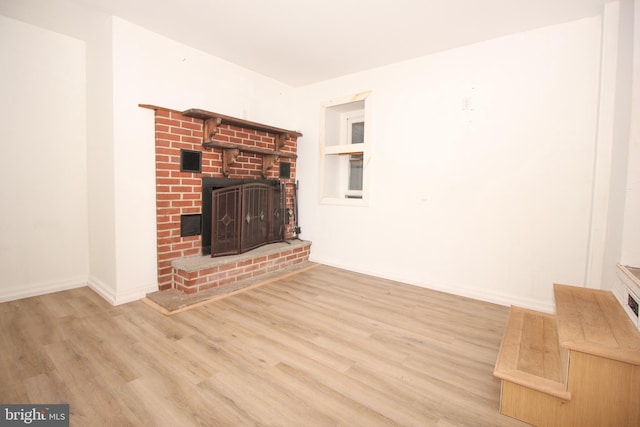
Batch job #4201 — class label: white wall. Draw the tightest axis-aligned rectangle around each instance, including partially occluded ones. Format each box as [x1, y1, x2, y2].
[0, 1, 635, 310]
[0, 15, 88, 301]
[295, 17, 603, 311]
[0, 0, 125, 304]
[85, 13, 118, 303]
[108, 18, 296, 303]
[597, 0, 635, 289]
[622, 0, 640, 266]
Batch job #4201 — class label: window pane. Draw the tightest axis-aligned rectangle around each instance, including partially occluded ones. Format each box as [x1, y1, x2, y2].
[348, 154, 363, 191]
[351, 121, 364, 144]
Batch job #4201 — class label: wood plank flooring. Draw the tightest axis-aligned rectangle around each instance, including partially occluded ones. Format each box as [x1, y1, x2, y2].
[0, 265, 529, 426]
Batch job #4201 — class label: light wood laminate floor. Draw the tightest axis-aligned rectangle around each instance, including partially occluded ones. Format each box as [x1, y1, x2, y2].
[0, 265, 529, 426]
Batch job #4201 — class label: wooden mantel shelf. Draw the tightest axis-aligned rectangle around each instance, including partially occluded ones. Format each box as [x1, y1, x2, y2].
[182, 108, 303, 139]
[198, 141, 296, 158]
[182, 108, 302, 176]
[140, 105, 303, 177]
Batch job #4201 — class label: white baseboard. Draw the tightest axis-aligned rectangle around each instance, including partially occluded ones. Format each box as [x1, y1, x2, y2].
[0, 276, 87, 303]
[87, 275, 116, 305]
[113, 282, 158, 306]
[88, 275, 157, 306]
[309, 256, 555, 314]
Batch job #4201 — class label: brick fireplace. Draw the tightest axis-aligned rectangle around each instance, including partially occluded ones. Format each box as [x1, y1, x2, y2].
[141, 105, 310, 294]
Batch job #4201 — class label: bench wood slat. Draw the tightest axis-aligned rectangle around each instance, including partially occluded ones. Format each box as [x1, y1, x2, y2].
[494, 306, 570, 400]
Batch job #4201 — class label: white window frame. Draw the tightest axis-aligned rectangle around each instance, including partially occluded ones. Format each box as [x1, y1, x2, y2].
[319, 91, 371, 206]
[342, 111, 364, 199]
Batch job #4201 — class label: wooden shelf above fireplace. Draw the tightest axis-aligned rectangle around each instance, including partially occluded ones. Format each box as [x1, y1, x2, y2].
[195, 140, 296, 158]
[181, 108, 302, 177]
[182, 108, 301, 152]
[183, 108, 302, 138]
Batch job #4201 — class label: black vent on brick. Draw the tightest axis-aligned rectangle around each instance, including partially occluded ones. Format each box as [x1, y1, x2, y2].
[180, 149, 202, 173]
[180, 214, 202, 237]
[279, 162, 291, 178]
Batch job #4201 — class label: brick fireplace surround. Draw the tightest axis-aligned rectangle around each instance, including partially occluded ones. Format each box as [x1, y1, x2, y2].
[141, 105, 310, 294]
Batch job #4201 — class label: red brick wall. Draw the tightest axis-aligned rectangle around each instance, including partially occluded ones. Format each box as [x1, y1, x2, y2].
[150, 106, 299, 291]
[173, 243, 311, 294]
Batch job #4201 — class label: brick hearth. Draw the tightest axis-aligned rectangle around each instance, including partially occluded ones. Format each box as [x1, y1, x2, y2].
[141, 105, 309, 294]
[172, 240, 311, 294]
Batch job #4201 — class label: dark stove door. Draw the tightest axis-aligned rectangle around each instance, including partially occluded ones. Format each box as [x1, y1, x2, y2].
[268, 183, 285, 244]
[211, 183, 284, 257]
[211, 184, 241, 256]
[240, 183, 271, 253]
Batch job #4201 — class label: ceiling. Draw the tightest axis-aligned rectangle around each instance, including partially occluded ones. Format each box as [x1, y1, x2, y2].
[77, 0, 609, 87]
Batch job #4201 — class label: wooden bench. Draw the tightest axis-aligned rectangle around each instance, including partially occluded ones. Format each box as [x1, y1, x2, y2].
[494, 284, 640, 426]
[493, 306, 570, 400]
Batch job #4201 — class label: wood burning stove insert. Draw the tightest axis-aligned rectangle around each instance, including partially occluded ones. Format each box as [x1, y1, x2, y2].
[201, 177, 284, 256]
